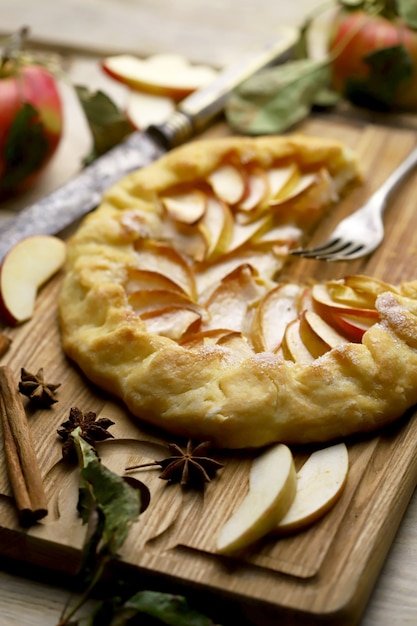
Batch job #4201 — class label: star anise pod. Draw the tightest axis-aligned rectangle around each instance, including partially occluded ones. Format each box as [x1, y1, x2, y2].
[19, 367, 61, 407]
[57, 406, 115, 463]
[126, 439, 224, 489]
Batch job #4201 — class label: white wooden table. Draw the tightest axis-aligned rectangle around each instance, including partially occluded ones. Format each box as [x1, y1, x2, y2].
[0, 2, 416, 624]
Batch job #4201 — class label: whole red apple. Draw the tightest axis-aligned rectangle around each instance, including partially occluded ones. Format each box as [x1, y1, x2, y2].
[328, 9, 417, 110]
[0, 59, 63, 197]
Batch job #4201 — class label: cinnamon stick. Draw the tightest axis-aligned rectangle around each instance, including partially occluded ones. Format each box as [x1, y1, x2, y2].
[0, 365, 47, 525]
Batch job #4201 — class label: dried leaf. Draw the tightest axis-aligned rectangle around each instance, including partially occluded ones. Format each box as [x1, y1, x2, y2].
[75, 86, 134, 165]
[225, 58, 331, 135]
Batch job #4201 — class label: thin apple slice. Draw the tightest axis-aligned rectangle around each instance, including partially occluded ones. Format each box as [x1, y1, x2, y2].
[198, 196, 234, 260]
[217, 443, 296, 555]
[126, 91, 175, 129]
[311, 284, 379, 319]
[102, 53, 217, 100]
[269, 172, 318, 207]
[266, 163, 298, 200]
[161, 189, 207, 225]
[237, 167, 269, 212]
[134, 239, 196, 298]
[141, 306, 201, 340]
[207, 164, 247, 206]
[226, 214, 271, 254]
[204, 264, 265, 333]
[281, 319, 315, 364]
[125, 268, 188, 296]
[344, 274, 399, 298]
[0, 235, 66, 325]
[160, 217, 208, 263]
[275, 443, 349, 534]
[180, 328, 239, 349]
[251, 283, 303, 353]
[300, 309, 349, 354]
[128, 289, 206, 320]
[332, 312, 376, 342]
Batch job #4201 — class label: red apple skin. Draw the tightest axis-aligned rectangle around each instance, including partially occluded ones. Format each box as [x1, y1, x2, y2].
[329, 10, 417, 110]
[0, 64, 63, 196]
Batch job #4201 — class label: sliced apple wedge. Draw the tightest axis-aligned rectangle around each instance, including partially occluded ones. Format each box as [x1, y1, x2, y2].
[204, 264, 264, 333]
[281, 318, 315, 364]
[126, 91, 176, 129]
[0, 235, 66, 325]
[198, 196, 234, 260]
[161, 189, 207, 225]
[125, 268, 188, 296]
[344, 274, 399, 298]
[251, 283, 302, 353]
[311, 284, 379, 319]
[102, 53, 217, 100]
[217, 443, 296, 555]
[266, 163, 298, 200]
[134, 239, 196, 298]
[128, 289, 205, 320]
[300, 309, 349, 353]
[207, 164, 247, 206]
[180, 328, 239, 349]
[141, 306, 201, 340]
[275, 443, 349, 534]
[237, 167, 269, 212]
[269, 172, 318, 207]
[332, 312, 376, 342]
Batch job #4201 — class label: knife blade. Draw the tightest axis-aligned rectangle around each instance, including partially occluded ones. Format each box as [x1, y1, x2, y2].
[0, 26, 297, 261]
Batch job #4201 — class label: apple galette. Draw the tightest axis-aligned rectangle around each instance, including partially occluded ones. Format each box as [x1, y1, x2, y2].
[59, 134, 417, 448]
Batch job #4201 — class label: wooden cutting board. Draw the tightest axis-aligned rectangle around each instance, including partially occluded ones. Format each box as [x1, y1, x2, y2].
[1, 113, 417, 626]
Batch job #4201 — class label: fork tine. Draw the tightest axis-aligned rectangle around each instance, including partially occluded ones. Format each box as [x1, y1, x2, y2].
[291, 238, 351, 258]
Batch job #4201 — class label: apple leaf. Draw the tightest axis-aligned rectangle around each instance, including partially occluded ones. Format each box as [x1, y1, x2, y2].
[345, 44, 412, 109]
[1, 102, 49, 193]
[75, 86, 134, 165]
[396, 0, 417, 29]
[225, 58, 332, 135]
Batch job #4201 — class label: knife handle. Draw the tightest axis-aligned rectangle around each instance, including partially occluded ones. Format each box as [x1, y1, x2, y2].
[147, 26, 297, 149]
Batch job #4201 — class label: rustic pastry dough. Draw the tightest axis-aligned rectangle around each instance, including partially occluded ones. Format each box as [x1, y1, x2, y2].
[58, 135, 417, 449]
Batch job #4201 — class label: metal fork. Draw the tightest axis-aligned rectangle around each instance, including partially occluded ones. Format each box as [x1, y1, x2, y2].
[291, 144, 417, 262]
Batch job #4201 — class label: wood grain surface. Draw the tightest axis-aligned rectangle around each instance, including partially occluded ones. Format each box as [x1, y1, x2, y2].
[1, 114, 417, 625]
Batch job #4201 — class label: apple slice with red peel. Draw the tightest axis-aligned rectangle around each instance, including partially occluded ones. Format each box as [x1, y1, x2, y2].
[134, 239, 196, 298]
[207, 164, 247, 206]
[101, 53, 217, 100]
[217, 443, 296, 555]
[251, 283, 302, 353]
[311, 284, 379, 319]
[0, 235, 66, 325]
[161, 189, 207, 225]
[126, 91, 175, 129]
[332, 312, 376, 342]
[141, 306, 201, 340]
[281, 318, 315, 364]
[274, 443, 349, 534]
[301, 309, 349, 352]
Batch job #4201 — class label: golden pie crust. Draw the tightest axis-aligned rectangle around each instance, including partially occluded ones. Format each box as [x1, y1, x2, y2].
[58, 134, 417, 449]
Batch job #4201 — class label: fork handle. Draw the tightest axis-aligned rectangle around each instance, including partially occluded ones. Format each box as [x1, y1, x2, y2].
[372, 144, 417, 206]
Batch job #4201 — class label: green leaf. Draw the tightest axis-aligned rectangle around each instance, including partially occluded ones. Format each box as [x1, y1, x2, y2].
[75, 86, 134, 165]
[345, 44, 413, 109]
[396, 0, 417, 29]
[121, 590, 218, 626]
[225, 58, 331, 135]
[1, 101, 49, 192]
[72, 429, 142, 557]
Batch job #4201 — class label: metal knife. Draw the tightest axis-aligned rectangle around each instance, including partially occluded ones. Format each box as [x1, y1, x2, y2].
[0, 26, 297, 261]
